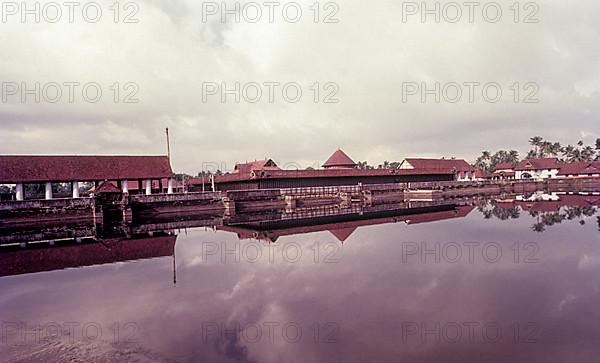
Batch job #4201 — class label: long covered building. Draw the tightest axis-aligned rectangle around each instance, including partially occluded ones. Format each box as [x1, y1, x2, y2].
[189, 149, 456, 191]
[0, 155, 174, 200]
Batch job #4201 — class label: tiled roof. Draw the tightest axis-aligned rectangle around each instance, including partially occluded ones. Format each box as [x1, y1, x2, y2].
[515, 158, 561, 171]
[403, 158, 473, 172]
[198, 167, 454, 184]
[234, 159, 280, 174]
[557, 161, 600, 176]
[474, 169, 492, 178]
[93, 181, 123, 194]
[493, 170, 516, 177]
[0, 155, 173, 183]
[323, 149, 357, 168]
[495, 162, 515, 170]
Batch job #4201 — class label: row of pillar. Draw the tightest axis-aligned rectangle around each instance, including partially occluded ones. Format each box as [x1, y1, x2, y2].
[13, 178, 175, 201]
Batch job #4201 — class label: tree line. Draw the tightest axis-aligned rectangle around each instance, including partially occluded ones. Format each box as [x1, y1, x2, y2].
[474, 137, 600, 172]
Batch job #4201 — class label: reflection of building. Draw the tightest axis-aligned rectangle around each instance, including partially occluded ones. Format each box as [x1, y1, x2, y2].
[515, 158, 561, 180]
[0, 233, 177, 277]
[219, 204, 476, 242]
[399, 158, 476, 181]
[495, 194, 600, 213]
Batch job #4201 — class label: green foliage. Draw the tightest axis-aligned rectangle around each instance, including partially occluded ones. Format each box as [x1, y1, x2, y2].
[527, 136, 599, 162]
[474, 150, 519, 172]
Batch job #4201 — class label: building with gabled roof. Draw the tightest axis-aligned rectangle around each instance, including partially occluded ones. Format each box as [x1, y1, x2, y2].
[233, 159, 280, 174]
[557, 161, 600, 178]
[492, 162, 516, 180]
[399, 158, 476, 181]
[0, 155, 174, 200]
[515, 158, 562, 180]
[188, 150, 454, 191]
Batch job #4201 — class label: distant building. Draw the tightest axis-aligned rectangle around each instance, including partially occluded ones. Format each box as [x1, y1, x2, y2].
[399, 158, 476, 181]
[473, 169, 492, 181]
[0, 155, 174, 200]
[189, 149, 454, 191]
[515, 158, 561, 180]
[233, 159, 281, 174]
[322, 149, 358, 169]
[492, 162, 516, 180]
[557, 161, 600, 178]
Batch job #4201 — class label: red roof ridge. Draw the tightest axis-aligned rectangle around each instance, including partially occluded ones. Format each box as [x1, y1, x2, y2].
[323, 149, 356, 168]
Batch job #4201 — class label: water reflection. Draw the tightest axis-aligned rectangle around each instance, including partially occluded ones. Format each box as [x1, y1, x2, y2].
[1, 194, 600, 362]
[479, 193, 600, 232]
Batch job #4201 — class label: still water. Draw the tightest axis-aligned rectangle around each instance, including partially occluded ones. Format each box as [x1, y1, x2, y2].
[1, 195, 600, 363]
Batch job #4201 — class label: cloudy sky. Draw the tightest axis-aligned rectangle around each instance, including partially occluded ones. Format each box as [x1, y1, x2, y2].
[1, 0, 599, 174]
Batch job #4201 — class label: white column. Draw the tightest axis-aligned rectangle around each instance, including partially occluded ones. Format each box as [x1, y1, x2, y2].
[15, 183, 24, 201]
[72, 181, 80, 198]
[122, 180, 129, 194]
[45, 182, 53, 200]
[167, 178, 174, 194]
[145, 179, 152, 195]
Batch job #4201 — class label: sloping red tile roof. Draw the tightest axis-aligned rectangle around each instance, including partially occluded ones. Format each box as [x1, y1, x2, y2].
[474, 169, 492, 179]
[493, 170, 516, 177]
[403, 158, 473, 172]
[495, 162, 515, 170]
[93, 181, 123, 193]
[0, 155, 173, 183]
[515, 158, 561, 171]
[557, 161, 600, 176]
[199, 167, 454, 184]
[234, 159, 280, 174]
[323, 149, 357, 168]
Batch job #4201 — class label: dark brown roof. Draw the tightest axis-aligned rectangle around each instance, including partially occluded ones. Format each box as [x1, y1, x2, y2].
[93, 181, 123, 194]
[403, 158, 473, 172]
[557, 161, 600, 176]
[493, 170, 516, 177]
[323, 149, 357, 168]
[197, 167, 454, 184]
[234, 159, 280, 174]
[0, 155, 173, 183]
[515, 158, 561, 171]
[495, 162, 515, 170]
[474, 169, 492, 179]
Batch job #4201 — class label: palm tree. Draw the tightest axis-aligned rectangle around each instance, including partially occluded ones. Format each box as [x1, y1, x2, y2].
[561, 145, 575, 162]
[474, 151, 491, 171]
[529, 136, 543, 157]
[508, 150, 519, 164]
[581, 146, 595, 161]
[526, 150, 538, 160]
[549, 142, 562, 156]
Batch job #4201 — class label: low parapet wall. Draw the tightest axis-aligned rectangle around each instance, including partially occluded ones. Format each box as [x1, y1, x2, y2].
[0, 197, 94, 212]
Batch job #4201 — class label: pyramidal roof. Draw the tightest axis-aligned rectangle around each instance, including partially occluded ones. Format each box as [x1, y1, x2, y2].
[94, 181, 122, 193]
[323, 149, 357, 168]
[328, 227, 357, 242]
